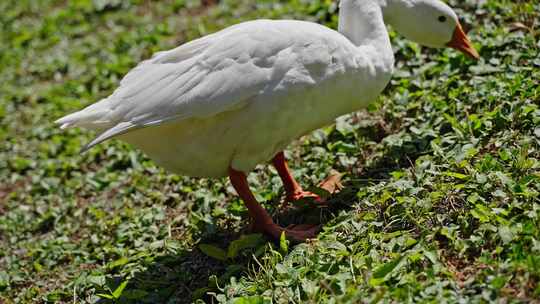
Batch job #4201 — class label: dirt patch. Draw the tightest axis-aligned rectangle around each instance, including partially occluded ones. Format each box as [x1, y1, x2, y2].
[0, 179, 29, 214]
[0, 186, 12, 204]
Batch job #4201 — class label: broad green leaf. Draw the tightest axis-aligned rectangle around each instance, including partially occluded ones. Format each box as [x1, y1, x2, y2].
[370, 256, 404, 286]
[87, 275, 106, 287]
[108, 257, 129, 269]
[279, 232, 289, 254]
[33, 262, 43, 272]
[233, 296, 266, 304]
[445, 172, 469, 180]
[97, 293, 115, 300]
[498, 226, 514, 244]
[0, 271, 9, 290]
[227, 234, 264, 259]
[199, 244, 227, 261]
[112, 280, 129, 299]
[46, 291, 69, 302]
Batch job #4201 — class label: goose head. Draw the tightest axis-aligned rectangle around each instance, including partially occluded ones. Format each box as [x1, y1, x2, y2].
[384, 0, 480, 59]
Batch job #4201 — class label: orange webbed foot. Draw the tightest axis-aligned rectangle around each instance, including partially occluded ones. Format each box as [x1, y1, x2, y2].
[287, 190, 325, 204]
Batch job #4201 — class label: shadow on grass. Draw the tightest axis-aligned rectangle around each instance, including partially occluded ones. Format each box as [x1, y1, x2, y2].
[96, 201, 361, 303]
[96, 140, 424, 303]
[95, 232, 238, 303]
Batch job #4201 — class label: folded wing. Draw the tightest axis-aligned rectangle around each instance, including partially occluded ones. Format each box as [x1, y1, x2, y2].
[55, 20, 347, 151]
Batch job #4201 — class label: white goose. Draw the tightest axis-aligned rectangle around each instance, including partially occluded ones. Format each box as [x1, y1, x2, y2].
[57, 0, 479, 241]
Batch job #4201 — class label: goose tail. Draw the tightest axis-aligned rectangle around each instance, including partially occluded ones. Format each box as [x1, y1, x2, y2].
[55, 99, 114, 131]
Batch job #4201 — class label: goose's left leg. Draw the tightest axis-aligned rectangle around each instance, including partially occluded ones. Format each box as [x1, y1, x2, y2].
[228, 167, 318, 242]
[272, 152, 323, 203]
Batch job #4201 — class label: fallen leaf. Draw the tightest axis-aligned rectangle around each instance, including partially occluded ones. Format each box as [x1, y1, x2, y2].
[318, 170, 344, 194]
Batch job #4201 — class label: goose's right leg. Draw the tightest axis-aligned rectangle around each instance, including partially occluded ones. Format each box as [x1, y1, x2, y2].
[228, 167, 319, 242]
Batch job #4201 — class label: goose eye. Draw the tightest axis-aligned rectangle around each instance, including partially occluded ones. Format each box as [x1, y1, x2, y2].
[438, 16, 447, 22]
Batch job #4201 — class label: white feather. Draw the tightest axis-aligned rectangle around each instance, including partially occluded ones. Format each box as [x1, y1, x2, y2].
[56, 13, 396, 176]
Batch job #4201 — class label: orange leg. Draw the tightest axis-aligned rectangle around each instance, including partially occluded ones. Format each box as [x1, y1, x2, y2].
[272, 152, 323, 203]
[228, 167, 318, 242]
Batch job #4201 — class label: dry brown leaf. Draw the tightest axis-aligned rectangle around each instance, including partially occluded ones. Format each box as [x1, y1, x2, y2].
[317, 170, 344, 194]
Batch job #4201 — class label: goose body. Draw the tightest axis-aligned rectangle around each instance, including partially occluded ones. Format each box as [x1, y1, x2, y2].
[57, 0, 479, 241]
[58, 19, 393, 177]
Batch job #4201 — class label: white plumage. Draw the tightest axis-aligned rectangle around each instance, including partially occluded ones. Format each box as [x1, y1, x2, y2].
[57, 0, 479, 241]
[57, 18, 394, 177]
[56, 0, 479, 179]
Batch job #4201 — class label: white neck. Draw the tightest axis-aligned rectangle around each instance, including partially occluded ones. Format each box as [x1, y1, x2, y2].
[338, 0, 394, 64]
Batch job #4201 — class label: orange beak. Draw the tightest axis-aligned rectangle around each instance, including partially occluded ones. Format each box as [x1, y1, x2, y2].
[447, 23, 480, 59]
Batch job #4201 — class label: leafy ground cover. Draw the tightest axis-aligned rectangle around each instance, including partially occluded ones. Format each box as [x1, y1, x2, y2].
[1, 0, 539, 303]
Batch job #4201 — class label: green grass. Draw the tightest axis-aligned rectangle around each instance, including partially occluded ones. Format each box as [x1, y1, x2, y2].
[1, 0, 539, 303]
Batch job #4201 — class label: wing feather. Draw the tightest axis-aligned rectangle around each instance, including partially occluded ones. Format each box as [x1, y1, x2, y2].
[72, 20, 353, 149]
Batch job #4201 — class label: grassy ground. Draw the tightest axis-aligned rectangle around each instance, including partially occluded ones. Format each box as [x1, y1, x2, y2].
[1, 0, 539, 303]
